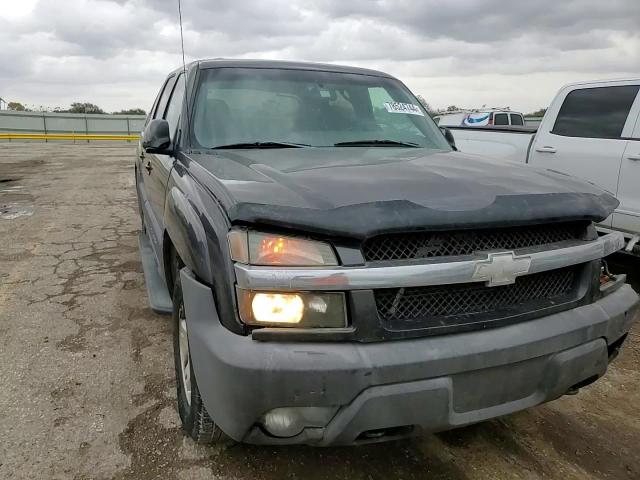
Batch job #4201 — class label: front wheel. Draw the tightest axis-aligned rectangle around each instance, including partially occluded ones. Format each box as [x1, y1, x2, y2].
[172, 268, 230, 445]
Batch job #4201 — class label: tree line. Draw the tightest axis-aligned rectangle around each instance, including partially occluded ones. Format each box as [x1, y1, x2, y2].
[5, 101, 146, 116]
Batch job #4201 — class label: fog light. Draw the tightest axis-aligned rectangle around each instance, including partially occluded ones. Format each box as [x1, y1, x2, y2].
[251, 293, 304, 324]
[260, 407, 339, 438]
[261, 408, 304, 438]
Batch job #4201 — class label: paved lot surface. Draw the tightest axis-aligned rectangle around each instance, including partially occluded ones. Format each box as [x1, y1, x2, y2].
[1, 143, 639, 480]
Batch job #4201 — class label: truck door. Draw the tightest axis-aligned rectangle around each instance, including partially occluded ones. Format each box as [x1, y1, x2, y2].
[138, 76, 174, 247]
[141, 74, 177, 254]
[614, 95, 640, 234]
[529, 84, 640, 227]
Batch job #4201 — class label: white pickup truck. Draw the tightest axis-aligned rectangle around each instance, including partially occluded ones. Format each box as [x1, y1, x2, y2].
[448, 78, 640, 256]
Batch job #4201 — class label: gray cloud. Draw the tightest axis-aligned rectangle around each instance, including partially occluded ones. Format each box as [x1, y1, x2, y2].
[318, 0, 640, 42]
[0, 0, 638, 113]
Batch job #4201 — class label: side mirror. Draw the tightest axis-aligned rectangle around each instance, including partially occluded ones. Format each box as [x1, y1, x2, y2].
[440, 126, 457, 151]
[142, 119, 172, 154]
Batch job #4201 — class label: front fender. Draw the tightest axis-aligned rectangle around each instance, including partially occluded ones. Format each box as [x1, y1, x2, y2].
[164, 186, 213, 283]
[165, 158, 246, 335]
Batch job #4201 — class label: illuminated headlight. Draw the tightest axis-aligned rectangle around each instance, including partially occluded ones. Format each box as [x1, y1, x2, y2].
[228, 230, 338, 266]
[237, 288, 347, 328]
[252, 293, 304, 324]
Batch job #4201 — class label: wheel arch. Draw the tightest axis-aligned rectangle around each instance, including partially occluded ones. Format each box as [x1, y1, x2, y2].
[163, 186, 213, 293]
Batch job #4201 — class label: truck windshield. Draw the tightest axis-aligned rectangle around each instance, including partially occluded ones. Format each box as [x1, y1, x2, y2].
[191, 67, 450, 150]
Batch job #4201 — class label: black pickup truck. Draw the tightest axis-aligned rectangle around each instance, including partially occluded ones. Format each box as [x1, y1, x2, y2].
[135, 59, 639, 446]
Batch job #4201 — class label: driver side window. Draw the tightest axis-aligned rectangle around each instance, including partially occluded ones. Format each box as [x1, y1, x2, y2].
[153, 75, 177, 120]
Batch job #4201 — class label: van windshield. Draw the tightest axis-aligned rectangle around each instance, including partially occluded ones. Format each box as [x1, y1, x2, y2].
[191, 68, 450, 150]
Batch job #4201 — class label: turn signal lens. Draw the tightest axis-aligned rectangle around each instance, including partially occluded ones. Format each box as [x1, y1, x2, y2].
[251, 293, 304, 324]
[228, 230, 338, 266]
[227, 230, 249, 263]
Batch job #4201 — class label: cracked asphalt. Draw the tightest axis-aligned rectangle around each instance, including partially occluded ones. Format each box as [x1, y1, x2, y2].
[1, 142, 639, 480]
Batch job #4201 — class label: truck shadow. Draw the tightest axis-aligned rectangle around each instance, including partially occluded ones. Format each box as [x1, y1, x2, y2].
[216, 434, 471, 480]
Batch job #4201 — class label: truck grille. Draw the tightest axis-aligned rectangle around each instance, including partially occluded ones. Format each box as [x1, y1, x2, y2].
[362, 222, 587, 262]
[375, 266, 579, 330]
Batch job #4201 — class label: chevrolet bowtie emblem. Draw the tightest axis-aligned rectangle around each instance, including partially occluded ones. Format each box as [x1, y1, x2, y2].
[472, 252, 532, 287]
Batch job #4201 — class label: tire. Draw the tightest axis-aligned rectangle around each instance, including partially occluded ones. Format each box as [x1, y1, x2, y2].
[172, 261, 231, 445]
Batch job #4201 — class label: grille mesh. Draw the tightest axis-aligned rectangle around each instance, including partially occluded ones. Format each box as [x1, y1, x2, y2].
[363, 223, 586, 262]
[375, 267, 578, 326]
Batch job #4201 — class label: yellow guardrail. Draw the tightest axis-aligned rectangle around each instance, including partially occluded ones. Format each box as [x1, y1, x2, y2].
[0, 133, 140, 141]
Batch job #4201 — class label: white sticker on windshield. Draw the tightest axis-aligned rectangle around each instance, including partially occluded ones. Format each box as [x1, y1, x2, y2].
[383, 102, 424, 116]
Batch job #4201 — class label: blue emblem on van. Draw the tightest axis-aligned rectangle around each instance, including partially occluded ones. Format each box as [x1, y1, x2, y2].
[465, 114, 490, 124]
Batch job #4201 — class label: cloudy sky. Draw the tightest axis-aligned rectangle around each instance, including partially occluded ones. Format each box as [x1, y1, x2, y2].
[1, 0, 638, 113]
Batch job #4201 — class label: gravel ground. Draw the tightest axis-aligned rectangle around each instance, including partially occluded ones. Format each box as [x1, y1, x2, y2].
[0, 142, 639, 480]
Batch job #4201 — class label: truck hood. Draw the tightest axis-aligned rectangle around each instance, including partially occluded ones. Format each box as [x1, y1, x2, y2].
[187, 148, 618, 239]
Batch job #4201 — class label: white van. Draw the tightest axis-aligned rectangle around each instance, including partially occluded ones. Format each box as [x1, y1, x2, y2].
[435, 109, 525, 127]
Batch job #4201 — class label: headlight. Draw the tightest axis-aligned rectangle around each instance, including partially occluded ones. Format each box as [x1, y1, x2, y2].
[228, 230, 338, 266]
[237, 288, 347, 328]
[252, 293, 304, 324]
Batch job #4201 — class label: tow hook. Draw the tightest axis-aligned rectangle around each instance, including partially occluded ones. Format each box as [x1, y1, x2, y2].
[600, 260, 615, 285]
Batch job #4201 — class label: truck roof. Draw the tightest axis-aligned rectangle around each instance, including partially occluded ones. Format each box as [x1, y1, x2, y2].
[560, 77, 640, 89]
[436, 109, 523, 116]
[169, 59, 394, 79]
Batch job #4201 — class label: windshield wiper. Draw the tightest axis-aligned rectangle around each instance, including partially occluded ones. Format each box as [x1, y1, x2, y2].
[334, 139, 419, 147]
[211, 141, 310, 149]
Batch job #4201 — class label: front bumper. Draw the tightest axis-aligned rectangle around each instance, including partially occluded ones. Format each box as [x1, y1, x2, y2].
[181, 270, 639, 446]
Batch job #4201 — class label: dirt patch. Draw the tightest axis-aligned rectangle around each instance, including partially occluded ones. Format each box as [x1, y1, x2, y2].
[115, 374, 214, 480]
[0, 189, 34, 220]
[534, 407, 639, 478]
